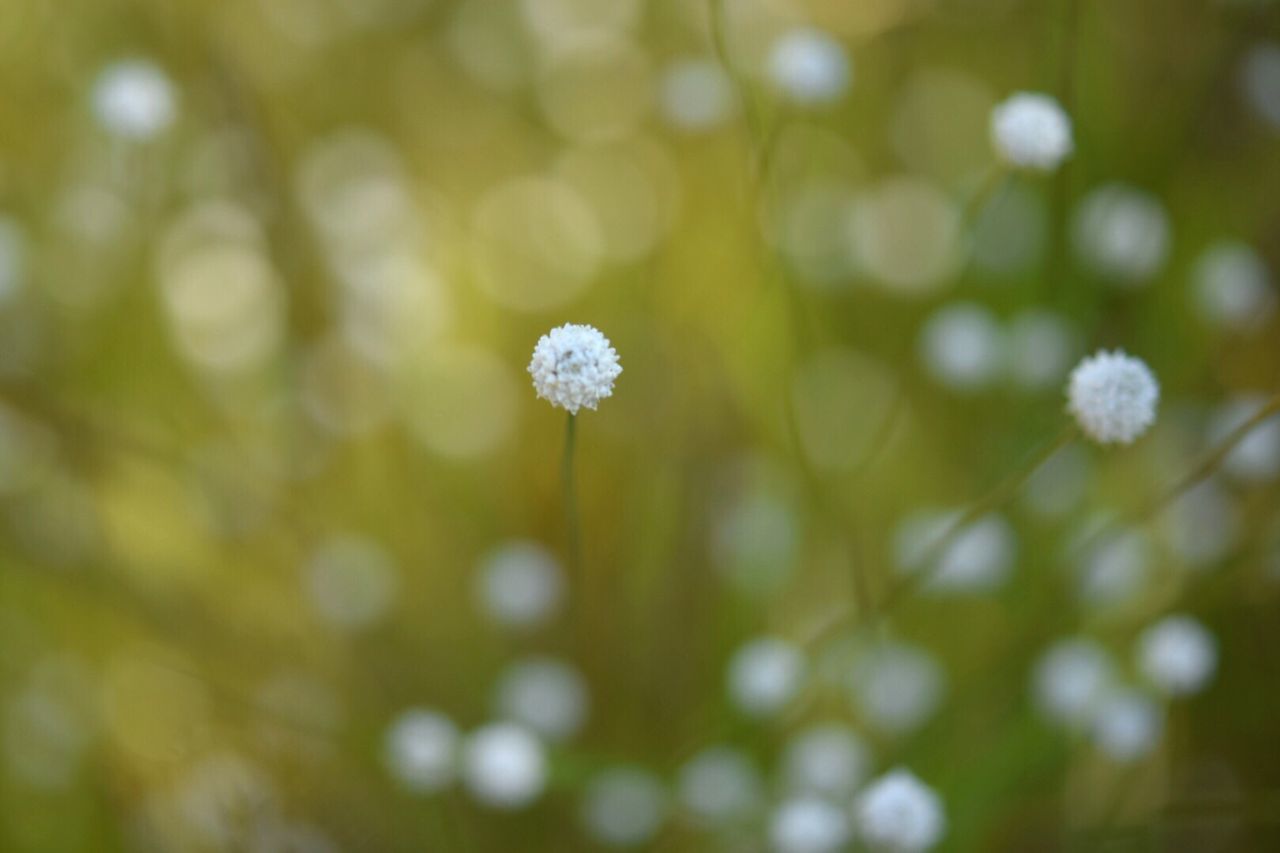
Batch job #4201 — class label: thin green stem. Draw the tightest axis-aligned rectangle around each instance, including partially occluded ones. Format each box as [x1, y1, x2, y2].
[562, 412, 581, 583]
[1078, 390, 1280, 556]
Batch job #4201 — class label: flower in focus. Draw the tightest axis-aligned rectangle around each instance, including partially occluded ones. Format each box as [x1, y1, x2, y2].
[990, 92, 1073, 171]
[854, 768, 947, 852]
[528, 323, 622, 415]
[1066, 350, 1159, 445]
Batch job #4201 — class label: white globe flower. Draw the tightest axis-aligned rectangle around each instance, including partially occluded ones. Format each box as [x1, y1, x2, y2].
[676, 747, 763, 825]
[1032, 638, 1115, 728]
[475, 540, 565, 630]
[990, 92, 1073, 171]
[1066, 350, 1159, 445]
[528, 323, 622, 414]
[854, 768, 947, 852]
[767, 27, 852, 105]
[1136, 615, 1217, 696]
[493, 656, 589, 741]
[383, 709, 459, 793]
[461, 723, 547, 809]
[781, 723, 869, 798]
[726, 637, 807, 718]
[1091, 689, 1162, 762]
[770, 796, 851, 853]
[580, 767, 667, 847]
[91, 59, 177, 140]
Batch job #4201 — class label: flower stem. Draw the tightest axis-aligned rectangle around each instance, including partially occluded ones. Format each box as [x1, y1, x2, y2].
[562, 412, 582, 585]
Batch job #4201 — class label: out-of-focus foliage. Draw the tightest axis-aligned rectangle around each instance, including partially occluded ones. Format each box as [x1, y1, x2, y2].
[1, 0, 1280, 850]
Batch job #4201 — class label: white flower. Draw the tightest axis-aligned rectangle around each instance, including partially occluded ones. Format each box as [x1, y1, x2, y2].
[677, 747, 763, 824]
[1072, 184, 1170, 284]
[475, 540, 564, 629]
[1032, 638, 1115, 728]
[528, 323, 622, 414]
[1136, 615, 1218, 696]
[849, 643, 945, 735]
[384, 709, 459, 793]
[1066, 350, 1159, 445]
[990, 92, 1073, 171]
[781, 723, 869, 798]
[767, 27, 852, 105]
[771, 796, 851, 853]
[91, 59, 177, 140]
[580, 767, 667, 847]
[854, 768, 946, 852]
[461, 723, 547, 809]
[1091, 689, 1162, 761]
[493, 657, 589, 741]
[726, 637, 807, 718]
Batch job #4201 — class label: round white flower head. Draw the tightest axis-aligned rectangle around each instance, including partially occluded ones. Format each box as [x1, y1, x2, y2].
[383, 708, 459, 794]
[461, 723, 547, 809]
[580, 767, 667, 847]
[767, 27, 852, 105]
[1091, 689, 1163, 762]
[1136, 614, 1218, 696]
[529, 323, 622, 415]
[770, 796, 851, 853]
[726, 636, 807, 718]
[91, 59, 177, 140]
[1066, 350, 1159, 445]
[990, 92, 1074, 171]
[493, 656, 589, 741]
[1032, 638, 1115, 728]
[676, 746, 763, 825]
[854, 768, 947, 852]
[781, 723, 869, 798]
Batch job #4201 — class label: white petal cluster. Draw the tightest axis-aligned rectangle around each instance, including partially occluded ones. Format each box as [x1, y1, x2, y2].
[1136, 614, 1217, 696]
[767, 27, 852, 105]
[726, 636, 807, 718]
[528, 323, 622, 415]
[990, 92, 1073, 171]
[770, 796, 851, 853]
[854, 768, 946, 852]
[384, 709, 459, 793]
[1066, 350, 1159, 445]
[92, 59, 177, 140]
[461, 723, 547, 809]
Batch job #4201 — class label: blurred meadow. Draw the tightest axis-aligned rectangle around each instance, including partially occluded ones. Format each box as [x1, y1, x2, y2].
[2, 0, 1280, 850]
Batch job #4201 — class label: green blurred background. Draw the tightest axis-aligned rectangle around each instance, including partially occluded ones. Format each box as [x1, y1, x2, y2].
[1, 0, 1279, 850]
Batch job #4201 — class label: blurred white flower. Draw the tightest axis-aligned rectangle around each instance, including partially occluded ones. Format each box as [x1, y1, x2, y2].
[918, 303, 1006, 392]
[476, 541, 565, 630]
[767, 28, 851, 105]
[92, 59, 177, 139]
[1007, 310, 1078, 390]
[781, 723, 869, 798]
[1136, 615, 1218, 696]
[304, 536, 398, 631]
[529, 323, 622, 414]
[461, 723, 547, 809]
[1077, 528, 1152, 606]
[1240, 42, 1280, 131]
[1091, 689, 1163, 762]
[770, 796, 851, 853]
[1066, 350, 1159, 445]
[580, 767, 667, 847]
[893, 511, 1016, 593]
[384, 709, 458, 793]
[660, 59, 736, 131]
[1211, 395, 1280, 483]
[1192, 241, 1275, 332]
[990, 92, 1073, 171]
[1161, 480, 1239, 569]
[493, 657, 589, 741]
[854, 768, 946, 852]
[849, 643, 945, 735]
[1073, 184, 1170, 284]
[727, 637, 807, 718]
[1032, 638, 1115, 728]
[677, 747, 763, 825]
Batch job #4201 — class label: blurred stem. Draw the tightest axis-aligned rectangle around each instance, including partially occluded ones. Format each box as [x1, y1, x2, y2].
[878, 423, 1078, 613]
[563, 412, 581, 584]
[1079, 391, 1280, 556]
